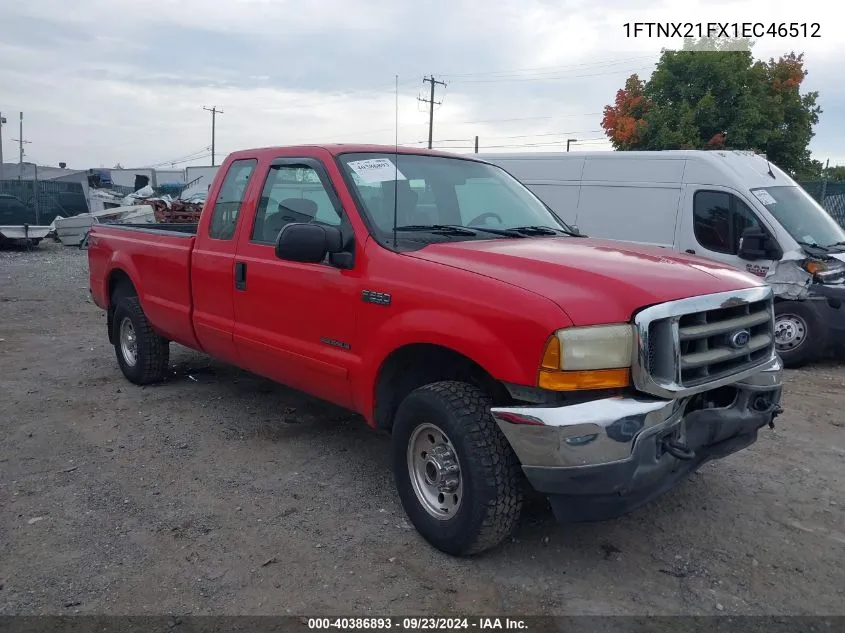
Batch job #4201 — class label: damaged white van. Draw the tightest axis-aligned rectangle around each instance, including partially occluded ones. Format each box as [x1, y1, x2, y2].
[477, 149, 845, 367]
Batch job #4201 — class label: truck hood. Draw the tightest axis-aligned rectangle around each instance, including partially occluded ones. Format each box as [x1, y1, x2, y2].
[408, 237, 766, 325]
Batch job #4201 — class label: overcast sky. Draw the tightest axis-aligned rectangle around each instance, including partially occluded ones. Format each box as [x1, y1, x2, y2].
[0, 0, 840, 171]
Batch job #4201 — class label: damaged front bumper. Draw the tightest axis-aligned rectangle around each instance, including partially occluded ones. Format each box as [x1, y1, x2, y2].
[805, 284, 845, 346]
[490, 356, 783, 522]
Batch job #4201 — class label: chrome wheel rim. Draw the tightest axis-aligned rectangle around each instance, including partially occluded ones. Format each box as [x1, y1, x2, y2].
[407, 423, 463, 520]
[774, 314, 807, 352]
[119, 317, 138, 367]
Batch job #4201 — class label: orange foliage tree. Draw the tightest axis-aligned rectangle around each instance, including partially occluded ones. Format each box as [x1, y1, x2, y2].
[600, 41, 822, 178]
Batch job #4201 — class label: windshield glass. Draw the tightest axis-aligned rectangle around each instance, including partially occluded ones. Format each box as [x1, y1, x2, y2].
[336, 152, 571, 237]
[750, 185, 845, 248]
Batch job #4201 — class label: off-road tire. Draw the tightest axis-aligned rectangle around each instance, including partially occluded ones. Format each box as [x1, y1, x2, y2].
[774, 300, 824, 368]
[112, 296, 170, 385]
[392, 381, 523, 556]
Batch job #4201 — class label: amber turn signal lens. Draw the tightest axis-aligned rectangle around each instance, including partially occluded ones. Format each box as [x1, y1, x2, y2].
[805, 260, 824, 275]
[538, 368, 631, 391]
[540, 335, 561, 370]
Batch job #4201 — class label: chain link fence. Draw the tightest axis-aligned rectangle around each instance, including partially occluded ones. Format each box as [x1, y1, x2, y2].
[2, 175, 844, 232]
[0, 180, 89, 226]
[799, 181, 845, 228]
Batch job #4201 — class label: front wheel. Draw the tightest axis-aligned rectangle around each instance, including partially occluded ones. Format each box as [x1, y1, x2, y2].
[774, 300, 825, 368]
[392, 381, 523, 556]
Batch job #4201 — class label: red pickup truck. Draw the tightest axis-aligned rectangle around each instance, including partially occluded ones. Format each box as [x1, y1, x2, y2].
[88, 145, 784, 556]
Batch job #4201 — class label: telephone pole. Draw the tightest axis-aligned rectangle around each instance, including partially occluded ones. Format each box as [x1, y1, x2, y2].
[203, 106, 223, 165]
[0, 112, 6, 181]
[12, 112, 31, 177]
[418, 76, 446, 149]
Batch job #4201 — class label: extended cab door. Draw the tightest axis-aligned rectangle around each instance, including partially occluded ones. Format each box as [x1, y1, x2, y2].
[678, 186, 779, 278]
[231, 156, 359, 409]
[191, 158, 259, 364]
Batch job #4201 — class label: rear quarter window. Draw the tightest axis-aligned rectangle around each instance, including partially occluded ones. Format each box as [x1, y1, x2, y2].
[208, 159, 257, 240]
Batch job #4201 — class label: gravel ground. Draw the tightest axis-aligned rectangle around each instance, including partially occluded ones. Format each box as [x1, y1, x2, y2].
[1, 241, 844, 616]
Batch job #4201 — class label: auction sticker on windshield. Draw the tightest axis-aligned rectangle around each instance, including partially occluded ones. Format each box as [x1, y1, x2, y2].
[752, 189, 777, 206]
[347, 158, 407, 183]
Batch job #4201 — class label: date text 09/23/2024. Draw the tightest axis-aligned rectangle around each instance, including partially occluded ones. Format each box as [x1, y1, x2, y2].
[623, 22, 821, 38]
[307, 618, 528, 630]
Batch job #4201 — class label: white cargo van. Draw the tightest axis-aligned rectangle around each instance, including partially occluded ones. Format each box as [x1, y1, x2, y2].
[477, 149, 845, 367]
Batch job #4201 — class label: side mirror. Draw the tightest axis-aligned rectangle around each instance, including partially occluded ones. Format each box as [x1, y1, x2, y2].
[738, 226, 780, 261]
[275, 223, 343, 264]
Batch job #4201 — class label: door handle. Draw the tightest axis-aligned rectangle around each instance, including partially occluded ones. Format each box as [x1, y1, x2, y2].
[685, 249, 696, 254]
[235, 261, 247, 290]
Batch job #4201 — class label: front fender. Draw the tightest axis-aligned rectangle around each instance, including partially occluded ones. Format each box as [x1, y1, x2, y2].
[354, 308, 545, 423]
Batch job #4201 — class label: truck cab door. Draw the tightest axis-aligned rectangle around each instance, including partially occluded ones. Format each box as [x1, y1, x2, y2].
[231, 157, 359, 409]
[678, 186, 779, 279]
[191, 158, 259, 364]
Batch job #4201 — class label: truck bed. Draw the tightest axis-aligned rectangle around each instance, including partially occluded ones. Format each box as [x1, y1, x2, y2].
[103, 222, 199, 235]
[88, 222, 201, 350]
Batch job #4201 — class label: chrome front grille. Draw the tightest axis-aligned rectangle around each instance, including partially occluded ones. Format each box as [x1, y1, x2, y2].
[632, 287, 776, 399]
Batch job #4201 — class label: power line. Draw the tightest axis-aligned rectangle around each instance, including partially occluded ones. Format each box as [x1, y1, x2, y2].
[436, 55, 657, 78]
[417, 137, 610, 150]
[418, 76, 447, 149]
[270, 79, 420, 112]
[453, 65, 656, 84]
[450, 112, 602, 125]
[144, 146, 213, 168]
[202, 106, 224, 166]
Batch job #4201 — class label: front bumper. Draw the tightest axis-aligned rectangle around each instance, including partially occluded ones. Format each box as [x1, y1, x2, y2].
[490, 356, 783, 522]
[806, 284, 845, 345]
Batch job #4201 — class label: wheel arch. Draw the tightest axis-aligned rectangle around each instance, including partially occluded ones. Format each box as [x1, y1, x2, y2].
[106, 268, 138, 344]
[372, 343, 513, 432]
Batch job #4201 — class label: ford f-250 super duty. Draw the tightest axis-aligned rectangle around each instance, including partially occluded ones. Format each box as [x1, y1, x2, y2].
[88, 145, 784, 556]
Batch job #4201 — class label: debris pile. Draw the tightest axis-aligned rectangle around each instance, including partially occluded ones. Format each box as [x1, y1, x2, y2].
[142, 198, 204, 224]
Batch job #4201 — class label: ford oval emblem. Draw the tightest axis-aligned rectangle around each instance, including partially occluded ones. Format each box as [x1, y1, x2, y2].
[729, 329, 751, 349]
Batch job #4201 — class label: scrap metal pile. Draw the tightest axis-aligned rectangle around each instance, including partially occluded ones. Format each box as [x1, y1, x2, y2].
[140, 198, 204, 224]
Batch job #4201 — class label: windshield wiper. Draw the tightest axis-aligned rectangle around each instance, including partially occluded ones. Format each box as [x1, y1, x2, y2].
[393, 224, 477, 236]
[466, 226, 526, 237]
[509, 225, 574, 236]
[797, 240, 829, 253]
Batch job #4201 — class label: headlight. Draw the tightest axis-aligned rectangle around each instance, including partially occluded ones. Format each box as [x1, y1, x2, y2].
[538, 324, 635, 391]
[804, 258, 845, 284]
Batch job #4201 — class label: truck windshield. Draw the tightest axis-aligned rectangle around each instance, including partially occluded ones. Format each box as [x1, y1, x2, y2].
[751, 185, 845, 248]
[337, 152, 573, 239]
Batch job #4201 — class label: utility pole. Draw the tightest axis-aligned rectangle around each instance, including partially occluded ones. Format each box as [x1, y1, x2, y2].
[0, 112, 6, 181]
[12, 112, 31, 179]
[820, 158, 830, 204]
[418, 76, 446, 149]
[567, 138, 578, 152]
[203, 106, 223, 165]
[474, 136, 479, 153]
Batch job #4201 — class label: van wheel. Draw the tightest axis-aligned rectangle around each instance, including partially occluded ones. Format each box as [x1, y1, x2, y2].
[392, 381, 523, 556]
[112, 296, 170, 384]
[774, 301, 824, 368]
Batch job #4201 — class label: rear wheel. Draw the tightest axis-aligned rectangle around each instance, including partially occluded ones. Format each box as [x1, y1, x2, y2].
[774, 301, 824, 368]
[392, 381, 523, 556]
[112, 296, 170, 384]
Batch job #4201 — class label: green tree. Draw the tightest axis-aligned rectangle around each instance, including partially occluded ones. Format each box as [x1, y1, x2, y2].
[825, 165, 845, 181]
[601, 39, 822, 178]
